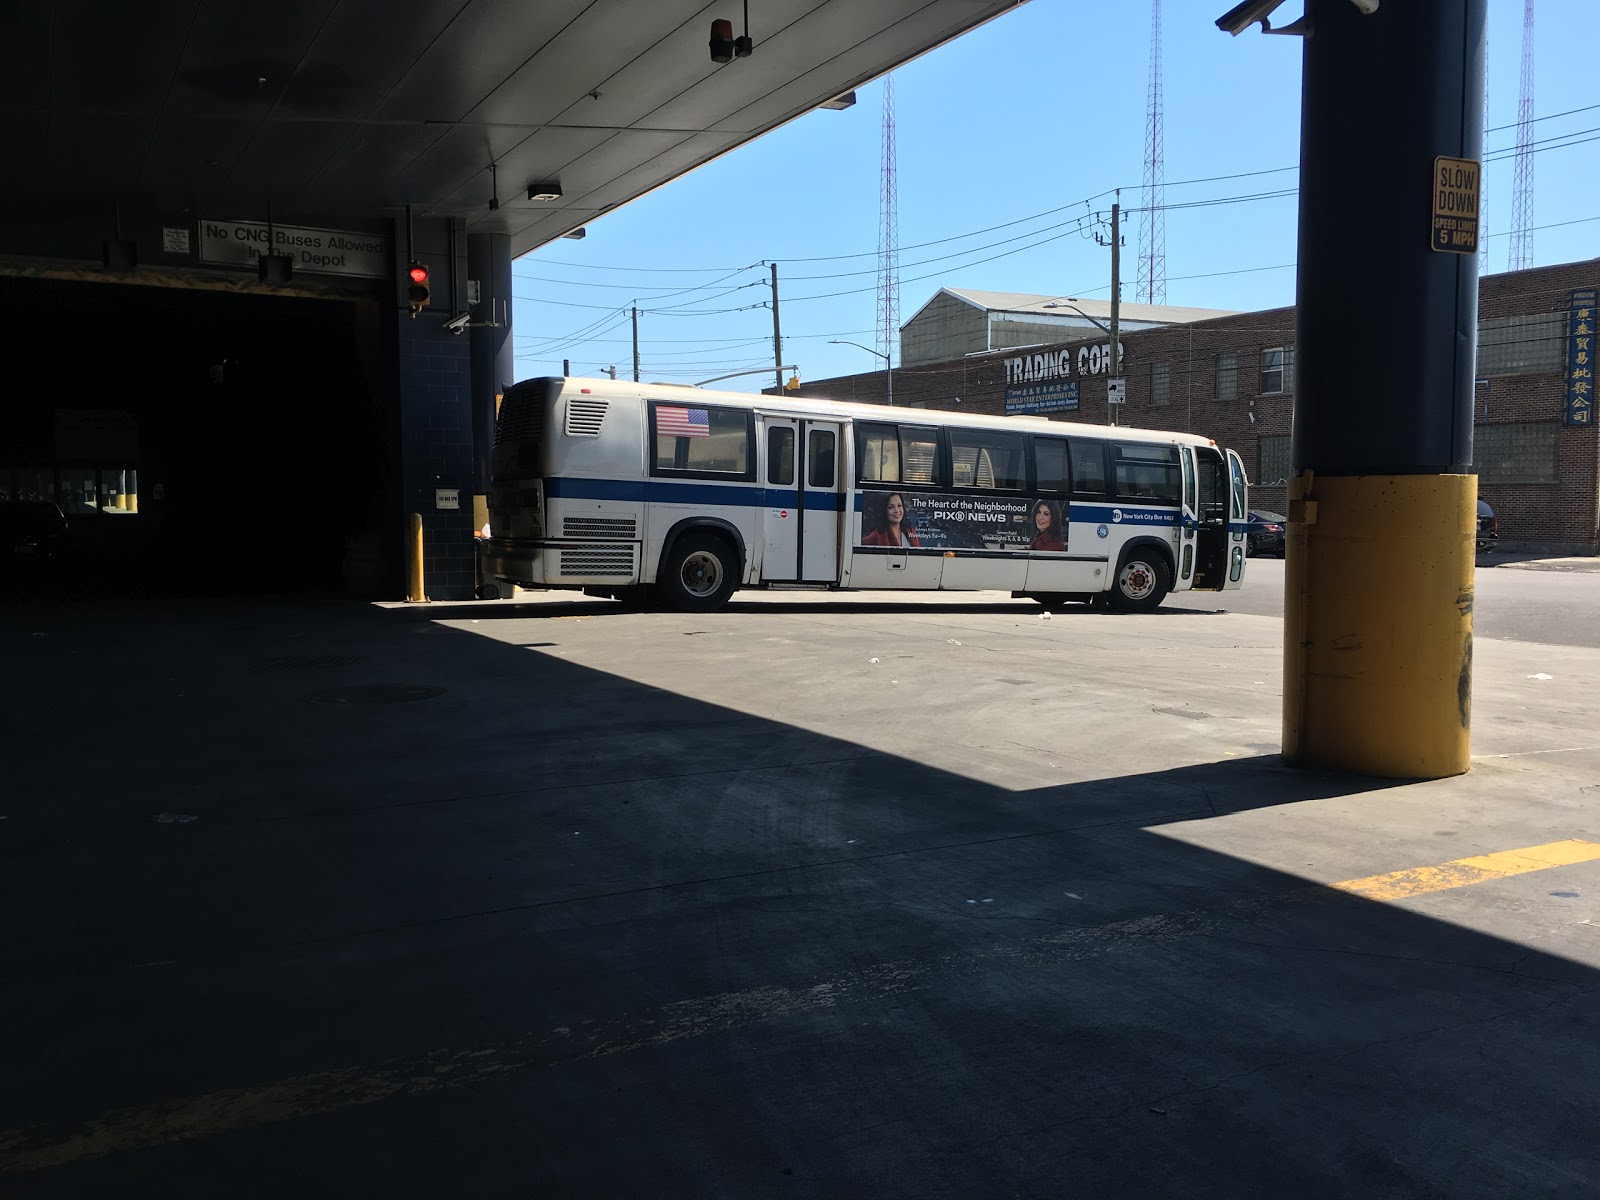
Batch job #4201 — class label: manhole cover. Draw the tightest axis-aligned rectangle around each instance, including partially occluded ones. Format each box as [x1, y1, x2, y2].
[266, 654, 368, 670]
[310, 684, 445, 705]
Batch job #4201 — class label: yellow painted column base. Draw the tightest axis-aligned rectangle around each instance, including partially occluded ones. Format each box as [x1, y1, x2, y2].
[1283, 473, 1476, 778]
[406, 512, 429, 603]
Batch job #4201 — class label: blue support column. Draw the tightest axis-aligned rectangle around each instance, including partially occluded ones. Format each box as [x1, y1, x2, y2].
[393, 217, 476, 600]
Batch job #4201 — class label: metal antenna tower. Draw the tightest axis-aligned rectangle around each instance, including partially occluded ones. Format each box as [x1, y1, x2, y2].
[1480, 26, 1490, 267]
[1136, 0, 1166, 305]
[1508, 0, 1535, 271]
[876, 73, 900, 370]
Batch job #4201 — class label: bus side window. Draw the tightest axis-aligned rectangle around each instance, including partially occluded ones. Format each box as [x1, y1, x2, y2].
[858, 423, 937, 484]
[767, 427, 795, 486]
[950, 430, 1024, 489]
[901, 428, 938, 483]
[1068, 439, 1109, 496]
[1034, 437, 1069, 492]
[858, 423, 899, 482]
[1114, 444, 1180, 503]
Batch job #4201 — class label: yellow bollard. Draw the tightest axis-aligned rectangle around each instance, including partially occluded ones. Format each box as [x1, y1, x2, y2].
[1283, 472, 1475, 778]
[406, 512, 429, 603]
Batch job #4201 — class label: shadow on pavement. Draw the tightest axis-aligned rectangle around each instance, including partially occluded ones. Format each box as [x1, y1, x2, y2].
[0, 597, 1594, 1198]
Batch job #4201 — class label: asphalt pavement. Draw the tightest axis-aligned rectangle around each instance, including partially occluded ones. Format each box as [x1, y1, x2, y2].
[1171, 553, 1600, 648]
[3, 585, 1598, 1197]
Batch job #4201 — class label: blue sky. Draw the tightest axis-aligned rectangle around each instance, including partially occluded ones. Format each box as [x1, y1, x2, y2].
[512, 0, 1599, 391]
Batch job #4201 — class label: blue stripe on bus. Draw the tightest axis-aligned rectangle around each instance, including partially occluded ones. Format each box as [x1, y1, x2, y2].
[1069, 504, 1179, 527]
[545, 477, 763, 506]
[760, 490, 846, 512]
[544, 477, 647, 502]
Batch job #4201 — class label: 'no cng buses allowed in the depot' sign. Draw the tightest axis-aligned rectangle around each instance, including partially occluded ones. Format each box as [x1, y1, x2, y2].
[199, 220, 389, 279]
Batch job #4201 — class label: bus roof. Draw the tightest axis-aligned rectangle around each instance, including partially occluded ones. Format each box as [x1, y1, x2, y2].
[521, 376, 1221, 450]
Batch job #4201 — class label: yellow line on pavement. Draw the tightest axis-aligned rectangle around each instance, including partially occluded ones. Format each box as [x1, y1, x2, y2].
[1332, 839, 1600, 902]
[4, 838, 1599, 1175]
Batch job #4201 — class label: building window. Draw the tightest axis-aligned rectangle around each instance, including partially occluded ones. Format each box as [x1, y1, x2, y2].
[1475, 422, 1559, 484]
[1258, 436, 1291, 487]
[1216, 352, 1238, 401]
[1259, 346, 1294, 395]
[1477, 313, 1565, 376]
[1150, 361, 1171, 407]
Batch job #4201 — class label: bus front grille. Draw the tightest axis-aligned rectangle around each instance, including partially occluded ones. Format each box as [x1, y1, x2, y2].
[558, 546, 635, 577]
[562, 516, 637, 539]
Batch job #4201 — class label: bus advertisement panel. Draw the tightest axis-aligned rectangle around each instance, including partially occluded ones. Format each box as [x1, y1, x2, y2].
[860, 490, 1068, 552]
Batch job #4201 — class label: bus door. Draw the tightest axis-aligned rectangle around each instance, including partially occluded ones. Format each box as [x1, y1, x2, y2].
[1178, 445, 1200, 587]
[1190, 445, 1230, 590]
[1224, 447, 1248, 589]
[760, 418, 801, 582]
[800, 421, 843, 582]
[760, 418, 844, 584]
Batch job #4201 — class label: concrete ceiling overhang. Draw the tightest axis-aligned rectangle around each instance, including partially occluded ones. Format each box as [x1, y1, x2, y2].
[2, 1, 1025, 256]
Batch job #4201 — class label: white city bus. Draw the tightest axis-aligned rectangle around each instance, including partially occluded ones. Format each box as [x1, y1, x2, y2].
[484, 377, 1248, 611]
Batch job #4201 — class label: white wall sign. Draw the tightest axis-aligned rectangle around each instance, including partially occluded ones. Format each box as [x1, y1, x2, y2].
[198, 219, 389, 279]
[435, 488, 461, 511]
[1004, 340, 1127, 384]
[162, 227, 191, 255]
[1107, 377, 1127, 405]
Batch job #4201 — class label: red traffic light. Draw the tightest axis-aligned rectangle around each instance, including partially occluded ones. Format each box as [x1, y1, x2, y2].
[406, 259, 431, 318]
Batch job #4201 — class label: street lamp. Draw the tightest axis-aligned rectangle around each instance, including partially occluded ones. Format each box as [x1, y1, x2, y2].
[829, 339, 893, 407]
[1041, 299, 1111, 333]
[695, 365, 800, 389]
[1043, 301, 1121, 427]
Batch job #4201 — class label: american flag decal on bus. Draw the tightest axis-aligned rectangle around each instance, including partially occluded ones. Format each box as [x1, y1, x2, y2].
[657, 406, 711, 438]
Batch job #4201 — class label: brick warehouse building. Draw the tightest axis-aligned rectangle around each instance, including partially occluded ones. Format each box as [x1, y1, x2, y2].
[786, 259, 1598, 554]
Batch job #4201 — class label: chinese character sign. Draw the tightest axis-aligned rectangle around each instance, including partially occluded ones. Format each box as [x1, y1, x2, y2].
[1567, 288, 1597, 428]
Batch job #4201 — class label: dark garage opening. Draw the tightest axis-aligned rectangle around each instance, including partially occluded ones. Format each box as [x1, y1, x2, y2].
[0, 277, 388, 596]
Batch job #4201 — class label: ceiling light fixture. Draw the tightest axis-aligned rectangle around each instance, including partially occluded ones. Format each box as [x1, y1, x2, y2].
[528, 180, 562, 201]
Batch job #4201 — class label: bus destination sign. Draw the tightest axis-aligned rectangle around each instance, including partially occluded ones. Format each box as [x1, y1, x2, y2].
[1431, 156, 1480, 254]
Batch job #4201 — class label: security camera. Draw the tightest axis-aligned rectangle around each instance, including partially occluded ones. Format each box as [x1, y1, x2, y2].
[444, 312, 471, 335]
[1215, 0, 1291, 35]
[1216, 0, 1376, 36]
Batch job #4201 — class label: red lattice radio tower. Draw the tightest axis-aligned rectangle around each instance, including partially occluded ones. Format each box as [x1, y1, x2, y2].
[1508, 0, 1535, 271]
[1137, 0, 1166, 305]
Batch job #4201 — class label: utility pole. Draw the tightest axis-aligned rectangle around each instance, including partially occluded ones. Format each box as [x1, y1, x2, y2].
[1108, 196, 1122, 427]
[770, 263, 783, 394]
[631, 306, 640, 382]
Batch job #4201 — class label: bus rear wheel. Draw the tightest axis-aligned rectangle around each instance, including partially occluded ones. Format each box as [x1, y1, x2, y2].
[656, 533, 738, 612]
[1108, 550, 1171, 613]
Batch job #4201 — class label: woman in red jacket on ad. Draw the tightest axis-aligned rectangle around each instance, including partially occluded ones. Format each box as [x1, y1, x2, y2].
[862, 491, 921, 547]
[1029, 498, 1065, 552]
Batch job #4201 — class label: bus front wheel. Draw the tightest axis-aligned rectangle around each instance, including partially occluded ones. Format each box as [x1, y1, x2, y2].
[1108, 550, 1171, 613]
[656, 533, 738, 612]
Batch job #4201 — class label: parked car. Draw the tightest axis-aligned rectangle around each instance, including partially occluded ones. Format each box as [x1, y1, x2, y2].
[0, 501, 70, 562]
[1245, 509, 1286, 557]
[1476, 499, 1499, 552]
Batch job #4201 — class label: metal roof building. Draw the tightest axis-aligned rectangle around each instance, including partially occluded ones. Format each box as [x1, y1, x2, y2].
[900, 287, 1238, 366]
